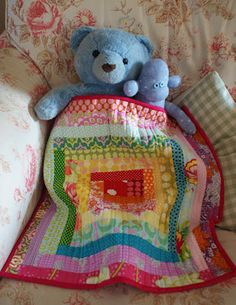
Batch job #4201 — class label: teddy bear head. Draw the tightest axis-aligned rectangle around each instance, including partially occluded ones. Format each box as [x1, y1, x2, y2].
[70, 26, 153, 87]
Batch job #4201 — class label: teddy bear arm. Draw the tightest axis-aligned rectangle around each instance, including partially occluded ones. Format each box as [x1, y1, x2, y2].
[165, 101, 196, 134]
[35, 83, 106, 120]
[34, 84, 84, 120]
[34, 83, 124, 120]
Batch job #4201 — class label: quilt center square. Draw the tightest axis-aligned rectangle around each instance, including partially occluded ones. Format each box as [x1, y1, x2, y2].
[89, 169, 155, 214]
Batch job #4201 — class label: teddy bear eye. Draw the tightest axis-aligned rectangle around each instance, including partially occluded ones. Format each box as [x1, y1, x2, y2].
[159, 82, 165, 88]
[153, 83, 159, 88]
[92, 50, 100, 58]
[123, 58, 128, 65]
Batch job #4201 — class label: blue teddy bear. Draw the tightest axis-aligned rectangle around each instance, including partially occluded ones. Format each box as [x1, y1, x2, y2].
[123, 58, 196, 134]
[34, 26, 153, 120]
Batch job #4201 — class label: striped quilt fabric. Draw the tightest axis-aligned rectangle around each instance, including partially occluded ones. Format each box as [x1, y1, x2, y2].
[1, 95, 235, 293]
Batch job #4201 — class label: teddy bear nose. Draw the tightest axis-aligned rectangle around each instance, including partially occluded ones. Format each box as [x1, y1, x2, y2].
[102, 63, 116, 73]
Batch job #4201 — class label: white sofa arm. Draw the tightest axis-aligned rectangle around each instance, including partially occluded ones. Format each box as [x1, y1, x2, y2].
[0, 39, 50, 269]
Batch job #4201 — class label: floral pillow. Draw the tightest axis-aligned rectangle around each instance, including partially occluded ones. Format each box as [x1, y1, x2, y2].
[0, 40, 49, 269]
[6, 0, 236, 98]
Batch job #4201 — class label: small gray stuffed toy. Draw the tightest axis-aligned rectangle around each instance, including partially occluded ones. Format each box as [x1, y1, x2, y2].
[123, 58, 196, 134]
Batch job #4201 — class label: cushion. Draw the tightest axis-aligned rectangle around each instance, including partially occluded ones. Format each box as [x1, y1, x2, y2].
[175, 71, 236, 230]
[0, 43, 50, 269]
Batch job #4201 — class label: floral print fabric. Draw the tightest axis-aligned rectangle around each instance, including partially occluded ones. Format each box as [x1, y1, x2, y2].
[1, 0, 236, 303]
[6, 0, 236, 99]
[0, 33, 50, 270]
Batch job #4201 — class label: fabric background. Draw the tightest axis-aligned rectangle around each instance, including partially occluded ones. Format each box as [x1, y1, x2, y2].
[0, 1, 5, 33]
[0, 38, 50, 270]
[4, 0, 236, 230]
[5, 0, 236, 99]
[0, 0, 236, 304]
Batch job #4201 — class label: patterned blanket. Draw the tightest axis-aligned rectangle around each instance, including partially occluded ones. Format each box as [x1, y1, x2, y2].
[1, 96, 236, 293]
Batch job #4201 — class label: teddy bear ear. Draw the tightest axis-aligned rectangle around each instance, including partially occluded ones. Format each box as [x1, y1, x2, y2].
[168, 75, 182, 88]
[135, 35, 154, 55]
[70, 26, 95, 52]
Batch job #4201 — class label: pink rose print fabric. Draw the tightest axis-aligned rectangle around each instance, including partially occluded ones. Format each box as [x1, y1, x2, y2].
[5, 0, 236, 98]
[0, 34, 50, 271]
[26, 0, 62, 37]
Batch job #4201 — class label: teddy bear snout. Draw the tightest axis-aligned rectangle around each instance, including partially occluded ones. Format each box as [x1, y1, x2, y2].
[102, 63, 116, 73]
[92, 51, 126, 84]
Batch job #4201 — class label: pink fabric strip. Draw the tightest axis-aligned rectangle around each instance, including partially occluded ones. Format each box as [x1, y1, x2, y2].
[174, 128, 208, 271]
[187, 232, 209, 271]
[23, 245, 195, 276]
[175, 128, 207, 230]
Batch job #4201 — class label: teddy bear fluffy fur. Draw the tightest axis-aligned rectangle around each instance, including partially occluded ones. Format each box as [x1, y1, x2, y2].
[34, 26, 195, 134]
[34, 26, 153, 120]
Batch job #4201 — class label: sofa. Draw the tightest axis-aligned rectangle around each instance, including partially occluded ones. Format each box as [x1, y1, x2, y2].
[0, 1, 236, 304]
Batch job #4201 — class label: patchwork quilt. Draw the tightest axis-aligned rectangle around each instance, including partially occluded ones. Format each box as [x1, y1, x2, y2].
[1, 95, 235, 293]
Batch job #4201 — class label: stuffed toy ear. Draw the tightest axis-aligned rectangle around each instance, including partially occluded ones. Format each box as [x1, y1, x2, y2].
[70, 26, 95, 52]
[136, 35, 154, 55]
[168, 75, 182, 88]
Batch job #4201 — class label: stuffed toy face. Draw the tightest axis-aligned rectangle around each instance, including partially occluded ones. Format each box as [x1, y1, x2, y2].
[138, 59, 170, 102]
[123, 58, 181, 104]
[123, 58, 196, 134]
[70, 26, 153, 85]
